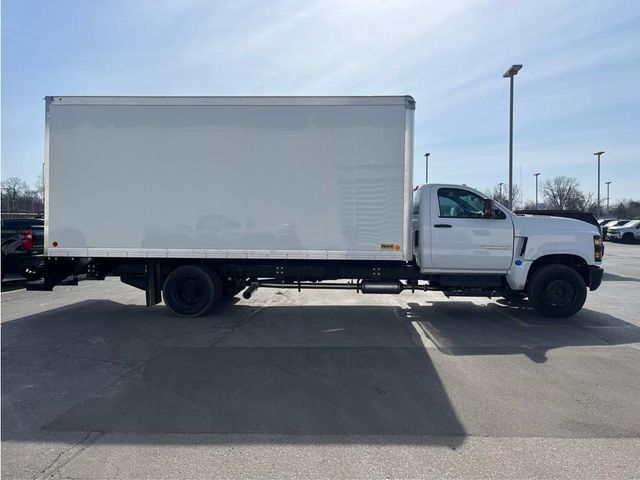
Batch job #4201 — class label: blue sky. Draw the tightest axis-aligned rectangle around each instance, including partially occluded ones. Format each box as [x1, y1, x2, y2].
[2, 0, 639, 202]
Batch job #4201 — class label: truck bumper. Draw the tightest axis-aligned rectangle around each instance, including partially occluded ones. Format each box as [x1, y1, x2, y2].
[588, 265, 604, 291]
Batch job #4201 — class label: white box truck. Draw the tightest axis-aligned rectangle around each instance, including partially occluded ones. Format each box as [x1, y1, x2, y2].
[30, 96, 604, 318]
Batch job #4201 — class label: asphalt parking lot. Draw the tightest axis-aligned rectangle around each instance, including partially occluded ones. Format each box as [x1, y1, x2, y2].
[2, 242, 639, 479]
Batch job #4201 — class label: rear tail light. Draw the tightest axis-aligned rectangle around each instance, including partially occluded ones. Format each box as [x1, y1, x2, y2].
[594, 235, 603, 261]
[20, 229, 33, 250]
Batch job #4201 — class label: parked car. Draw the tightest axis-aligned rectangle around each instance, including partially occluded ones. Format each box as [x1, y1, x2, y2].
[1, 217, 44, 280]
[602, 219, 631, 240]
[607, 219, 640, 243]
[598, 217, 617, 227]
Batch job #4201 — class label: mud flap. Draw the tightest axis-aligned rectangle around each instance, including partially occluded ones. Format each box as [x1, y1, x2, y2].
[146, 260, 162, 307]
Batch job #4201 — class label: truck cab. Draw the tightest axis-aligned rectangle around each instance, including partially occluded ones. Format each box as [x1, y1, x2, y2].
[413, 184, 604, 317]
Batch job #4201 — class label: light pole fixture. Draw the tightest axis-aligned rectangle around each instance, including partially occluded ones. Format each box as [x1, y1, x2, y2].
[594, 151, 605, 217]
[605, 181, 612, 214]
[424, 153, 430, 183]
[533, 173, 540, 209]
[503, 64, 523, 209]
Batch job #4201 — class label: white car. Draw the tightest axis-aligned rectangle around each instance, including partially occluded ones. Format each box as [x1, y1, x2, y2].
[607, 219, 640, 243]
[602, 219, 631, 239]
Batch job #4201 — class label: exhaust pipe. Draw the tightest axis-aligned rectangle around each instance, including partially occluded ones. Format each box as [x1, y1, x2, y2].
[240, 279, 412, 297]
[242, 282, 259, 299]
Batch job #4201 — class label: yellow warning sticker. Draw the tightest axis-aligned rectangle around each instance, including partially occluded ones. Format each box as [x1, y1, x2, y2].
[381, 243, 400, 250]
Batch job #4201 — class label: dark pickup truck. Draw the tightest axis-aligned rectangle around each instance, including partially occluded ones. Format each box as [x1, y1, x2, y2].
[1, 217, 44, 280]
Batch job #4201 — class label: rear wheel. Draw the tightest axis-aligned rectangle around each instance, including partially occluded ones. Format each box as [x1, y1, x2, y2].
[162, 265, 222, 317]
[528, 264, 586, 318]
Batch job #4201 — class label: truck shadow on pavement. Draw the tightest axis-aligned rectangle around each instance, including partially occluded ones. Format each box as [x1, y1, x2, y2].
[2, 299, 466, 446]
[3, 297, 639, 446]
[602, 272, 640, 282]
[404, 299, 640, 363]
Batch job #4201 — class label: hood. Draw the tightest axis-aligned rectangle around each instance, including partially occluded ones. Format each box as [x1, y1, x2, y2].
[512, 214, 600, 237]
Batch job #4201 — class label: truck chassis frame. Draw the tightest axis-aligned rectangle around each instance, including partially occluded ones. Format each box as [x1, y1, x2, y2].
[29, 257, 508, 305]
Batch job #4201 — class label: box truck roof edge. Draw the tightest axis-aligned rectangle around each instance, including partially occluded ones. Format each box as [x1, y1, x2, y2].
[46, 95, 416, 107]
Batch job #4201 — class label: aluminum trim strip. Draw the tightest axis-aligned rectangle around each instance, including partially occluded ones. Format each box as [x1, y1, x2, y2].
[47, 248, 404, 261]
[419, 267, 508, 274]
[402, 106, 415, 262]
[43, 97, 51, 256]
[48, 96, 411, 107]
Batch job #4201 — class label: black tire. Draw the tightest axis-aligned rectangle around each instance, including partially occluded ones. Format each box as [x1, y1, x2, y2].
[162, 265, 222, 317]
[623, 233, 634, 244]
[528, 264, 587, 318]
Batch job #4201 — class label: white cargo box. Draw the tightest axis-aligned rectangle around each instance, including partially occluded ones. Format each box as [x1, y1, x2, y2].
[45, 96, 414, 261]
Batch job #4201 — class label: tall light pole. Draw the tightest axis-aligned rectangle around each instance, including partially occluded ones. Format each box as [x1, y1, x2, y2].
[533, 173, 540, 209]
[424, 153, 430, 183]
[594, 151, 604, 217]
[605, 181, 612, 214]
[503, 64, 523, 209]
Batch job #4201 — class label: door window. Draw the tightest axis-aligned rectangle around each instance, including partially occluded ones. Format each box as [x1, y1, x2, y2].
[438, 188, 504, 219]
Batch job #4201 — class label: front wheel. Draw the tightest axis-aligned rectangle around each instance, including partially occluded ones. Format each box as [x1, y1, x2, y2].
[162, 265, 222, 317]
[623, 233, 635, 244]
[528, 264, 587, 318]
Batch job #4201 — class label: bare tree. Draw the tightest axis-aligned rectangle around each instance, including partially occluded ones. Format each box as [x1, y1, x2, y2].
[2, 177, 28, 212]
[541, 176, 588, 210]
[2, 177, 28, 198]
[485, 184, 521, 209]
[1, 176, 44, 215]
[611, 199, 640, 218]
[576, 191, 598, 214]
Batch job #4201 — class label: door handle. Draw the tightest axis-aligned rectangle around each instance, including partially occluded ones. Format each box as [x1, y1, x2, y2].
[433, 224, 452, 228]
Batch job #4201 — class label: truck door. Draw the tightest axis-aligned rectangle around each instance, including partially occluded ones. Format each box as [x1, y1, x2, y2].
[429, 187, 514, 271]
